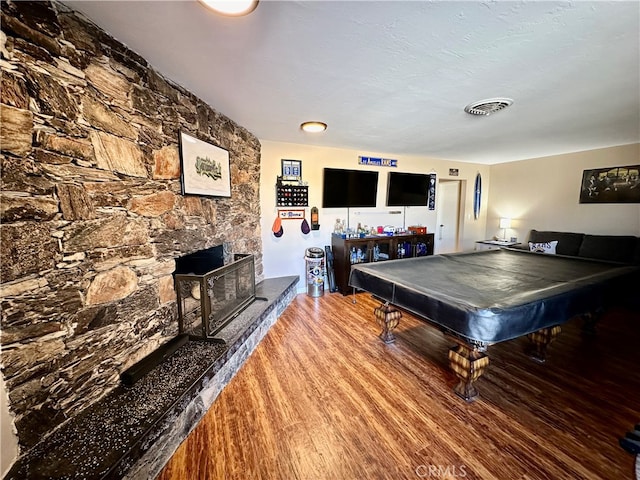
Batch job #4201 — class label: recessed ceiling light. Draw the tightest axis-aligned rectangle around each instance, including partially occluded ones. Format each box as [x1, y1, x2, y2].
[198, 0, 259, 17]
[464, 98, 514, 116]
[300, 121, 327, 133]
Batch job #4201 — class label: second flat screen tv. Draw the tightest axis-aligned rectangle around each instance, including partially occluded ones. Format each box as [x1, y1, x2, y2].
[386, 172, 430, 206]
[322, 168, 379, 208]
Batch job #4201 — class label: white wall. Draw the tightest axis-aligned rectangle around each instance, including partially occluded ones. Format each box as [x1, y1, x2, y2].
[259, 141, 490, 291]
[1, 376, 18, 477]
[486, 143, 640, 242]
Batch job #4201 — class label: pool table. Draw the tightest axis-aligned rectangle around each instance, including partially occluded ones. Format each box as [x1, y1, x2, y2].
[349, 248, 639, 401]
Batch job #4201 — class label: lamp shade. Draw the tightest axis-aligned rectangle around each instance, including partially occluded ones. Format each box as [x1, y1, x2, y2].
[499, 217, 511, 229]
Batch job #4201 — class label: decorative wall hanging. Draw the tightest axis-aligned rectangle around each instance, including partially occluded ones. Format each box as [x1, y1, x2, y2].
[179, 131, 231, 197]
[473, 172, 482, 219]
[276, 159, 308, 207]
[428, 173, 437, 211]
[278, 209, 305, 220]
[276, 180, 308, 207]
[579, 165, 640, 204]
[358, 156, 397, 167]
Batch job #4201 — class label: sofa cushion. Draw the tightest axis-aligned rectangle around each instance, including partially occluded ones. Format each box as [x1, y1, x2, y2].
[578, 234, 640, 264]
[529, 241, 558, 254]
[527, 230, 584, 256]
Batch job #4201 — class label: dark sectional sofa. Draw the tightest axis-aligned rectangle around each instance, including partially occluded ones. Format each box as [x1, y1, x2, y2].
[519, 229, 640, 265]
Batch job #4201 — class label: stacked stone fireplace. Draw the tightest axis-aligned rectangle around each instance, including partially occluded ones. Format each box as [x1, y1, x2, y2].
[0, 0, 264, 461]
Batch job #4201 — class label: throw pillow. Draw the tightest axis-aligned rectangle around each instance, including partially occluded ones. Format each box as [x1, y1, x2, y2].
[529, 241, 558, 254]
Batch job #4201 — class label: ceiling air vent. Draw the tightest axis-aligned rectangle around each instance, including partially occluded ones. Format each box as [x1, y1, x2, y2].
[464, 98, 513, 116]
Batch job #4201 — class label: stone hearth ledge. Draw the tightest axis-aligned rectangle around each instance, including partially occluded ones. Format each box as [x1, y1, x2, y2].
[5, 276, 299, 480]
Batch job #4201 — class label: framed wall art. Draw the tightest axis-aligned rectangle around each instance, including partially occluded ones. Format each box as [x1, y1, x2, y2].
[281, 159, 302, 180]
[579, 165, 640, 204]
[179, 131, 231, 197]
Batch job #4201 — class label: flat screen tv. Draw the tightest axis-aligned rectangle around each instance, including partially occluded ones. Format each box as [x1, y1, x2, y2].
[386, 171, 429, 206]
[322, 168, 379, 208]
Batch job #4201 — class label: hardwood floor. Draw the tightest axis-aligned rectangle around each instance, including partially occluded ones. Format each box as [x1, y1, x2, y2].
[157, 292, 640, 480]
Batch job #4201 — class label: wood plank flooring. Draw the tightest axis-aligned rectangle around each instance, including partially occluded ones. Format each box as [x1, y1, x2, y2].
[157, 292, 640, 480]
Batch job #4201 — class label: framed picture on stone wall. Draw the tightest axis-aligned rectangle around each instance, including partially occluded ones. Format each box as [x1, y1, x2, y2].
[179, 131, 231, 197]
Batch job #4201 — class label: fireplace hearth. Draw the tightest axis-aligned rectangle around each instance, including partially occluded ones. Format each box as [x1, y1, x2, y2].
[174, 245, 256, 340]
[6, 276, 300, 480]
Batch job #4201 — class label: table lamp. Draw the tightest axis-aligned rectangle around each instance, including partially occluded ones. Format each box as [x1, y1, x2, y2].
[499, 217, 511, 241]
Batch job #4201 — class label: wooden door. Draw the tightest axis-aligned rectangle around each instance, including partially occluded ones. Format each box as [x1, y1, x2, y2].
[435, 181, 461, 254]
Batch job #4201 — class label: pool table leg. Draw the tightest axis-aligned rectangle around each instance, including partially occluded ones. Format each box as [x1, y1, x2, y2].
[374, 302, 402, 344]
[448, 344, 489, 402]
[527, 325, 561, 363]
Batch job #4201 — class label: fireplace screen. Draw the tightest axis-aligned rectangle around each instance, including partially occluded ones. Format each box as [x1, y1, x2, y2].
[174, 247, 256, 339]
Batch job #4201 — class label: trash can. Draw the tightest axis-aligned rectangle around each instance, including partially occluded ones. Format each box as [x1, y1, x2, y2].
[305, 247, 325, 297]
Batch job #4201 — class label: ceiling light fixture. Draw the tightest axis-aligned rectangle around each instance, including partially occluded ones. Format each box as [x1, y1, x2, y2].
[464, 98, 514, 116]
[300, 121, 327, 133]
[198, 0, 259, 17]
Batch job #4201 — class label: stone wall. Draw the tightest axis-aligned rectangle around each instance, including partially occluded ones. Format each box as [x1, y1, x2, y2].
[0, 0, 263, 449]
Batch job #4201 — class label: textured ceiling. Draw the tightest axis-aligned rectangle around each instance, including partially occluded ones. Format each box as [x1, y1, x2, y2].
[67, 0, 640, 164]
